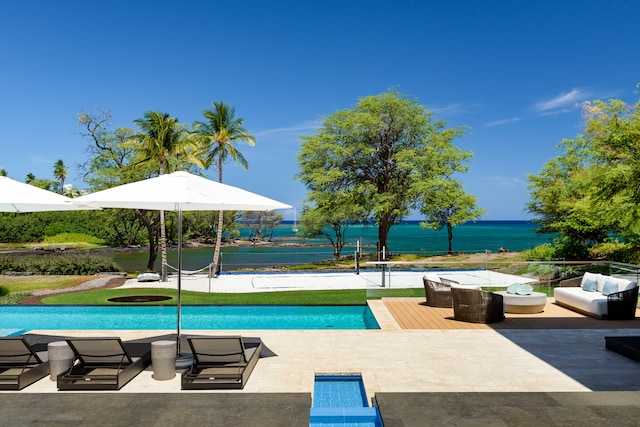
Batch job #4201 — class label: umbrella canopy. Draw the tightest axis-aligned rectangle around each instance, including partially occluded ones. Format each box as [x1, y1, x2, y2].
[73, 171, 291, 211]
[73, 171, 291, 355]
[0, 176, 85, 212]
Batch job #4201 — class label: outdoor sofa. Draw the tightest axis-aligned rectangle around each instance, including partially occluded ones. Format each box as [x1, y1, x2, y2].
[0, 336, 49, 390]
[554, 272, 638, 320]
[57, 337, 151, 390]
[182, 336, 262, 390]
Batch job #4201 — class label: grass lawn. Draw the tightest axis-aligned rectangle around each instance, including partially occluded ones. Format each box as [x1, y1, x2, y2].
[41, 286, 426, 305]
[2, 274, 557, 305]
[1, 275, 95, 293]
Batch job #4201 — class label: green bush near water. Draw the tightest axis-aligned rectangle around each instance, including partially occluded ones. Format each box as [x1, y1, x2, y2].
[42, 233, 106, 246]
[0, 254, 121, 275]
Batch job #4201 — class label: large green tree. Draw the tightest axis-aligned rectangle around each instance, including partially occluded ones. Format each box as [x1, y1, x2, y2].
[130, 111, 196, 281]
[78, 109, 162, 268]
[527, 97, 640, 260]
[420, 180, 485, 254]
[191, 101, 255, 277]
[297, 90, 470, 257]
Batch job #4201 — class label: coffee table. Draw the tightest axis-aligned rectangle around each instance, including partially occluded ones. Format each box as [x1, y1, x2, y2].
[495, 291, 547, 314]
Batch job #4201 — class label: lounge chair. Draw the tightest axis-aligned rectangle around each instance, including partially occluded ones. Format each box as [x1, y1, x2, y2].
[423, 273, 459, 307]
[182, 336, 262, 390]
[57, 337, 151, 390]
[451, 286, 505, 324]
[0, 336, 50, 390]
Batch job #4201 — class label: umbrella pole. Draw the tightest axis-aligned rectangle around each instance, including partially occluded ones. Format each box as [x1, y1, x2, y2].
[177, 209, 183, 354]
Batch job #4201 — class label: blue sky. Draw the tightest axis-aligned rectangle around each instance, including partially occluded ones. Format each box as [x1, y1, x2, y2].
[1, 0, 638, 220]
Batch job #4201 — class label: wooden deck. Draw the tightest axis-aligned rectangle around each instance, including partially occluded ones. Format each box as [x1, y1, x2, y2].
[382, 298, 640, 329]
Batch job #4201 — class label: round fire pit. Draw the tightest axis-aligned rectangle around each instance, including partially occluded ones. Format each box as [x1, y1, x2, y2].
[107, 295, 172, 303]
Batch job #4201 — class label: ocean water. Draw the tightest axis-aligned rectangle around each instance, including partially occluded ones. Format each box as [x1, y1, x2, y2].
[111, 220, 553, 272]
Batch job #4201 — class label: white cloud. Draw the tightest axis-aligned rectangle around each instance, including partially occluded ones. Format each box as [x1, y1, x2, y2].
[429, 103, 474, 115]
[27, 156, 51, 166]
[254, 120, 322, 139]
[483, 117, 521, 127]
[532, 88, 590, 113]
[483, 176, 527, 188]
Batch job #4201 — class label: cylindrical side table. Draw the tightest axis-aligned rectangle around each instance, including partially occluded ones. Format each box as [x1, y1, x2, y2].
[47, 341, 75, 381]
[151, 340, 177, 380]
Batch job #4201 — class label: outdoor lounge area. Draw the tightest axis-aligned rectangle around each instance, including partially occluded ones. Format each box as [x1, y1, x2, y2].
[1, 294, 639, 425]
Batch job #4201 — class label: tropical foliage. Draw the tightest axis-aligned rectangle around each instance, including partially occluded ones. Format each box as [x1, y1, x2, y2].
[297, 89, 474, 258]
[191, 101, 256, 276]
[527, 97, 640, 262]
[420, 180, 485, 254]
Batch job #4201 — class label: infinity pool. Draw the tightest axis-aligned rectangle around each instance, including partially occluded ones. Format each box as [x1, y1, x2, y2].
[1, 305, 379, 332]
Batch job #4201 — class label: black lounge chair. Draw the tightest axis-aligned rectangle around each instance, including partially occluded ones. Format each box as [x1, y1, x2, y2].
[57, 337, 151, 390]
[0, 336, 50, 390]
[182, 336, 262, 390]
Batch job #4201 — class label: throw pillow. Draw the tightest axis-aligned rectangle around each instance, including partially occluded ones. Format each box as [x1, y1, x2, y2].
[602, 281, 619, 296]
[582, 279, 597, 292]
[507, 283, 521, 294]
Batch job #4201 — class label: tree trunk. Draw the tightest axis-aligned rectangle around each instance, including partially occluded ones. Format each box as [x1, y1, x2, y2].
[211, 154, 224, 278]
[378, 215, 391, 260]
[211, 209, 224, 277]
[447, 223, 453, 254]
[137, 209, 158, 271]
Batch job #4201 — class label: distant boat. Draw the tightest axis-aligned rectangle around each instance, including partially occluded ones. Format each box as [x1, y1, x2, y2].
[292, 207, 299, 232]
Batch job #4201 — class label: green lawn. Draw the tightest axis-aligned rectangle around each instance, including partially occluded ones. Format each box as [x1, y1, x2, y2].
[1, 275, 92, 293]
[41, 286, 425, 305]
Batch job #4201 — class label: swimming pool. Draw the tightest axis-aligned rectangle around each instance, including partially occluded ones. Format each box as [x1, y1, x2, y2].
[310, 375, 383, 427]
[0, 305, 379, 332]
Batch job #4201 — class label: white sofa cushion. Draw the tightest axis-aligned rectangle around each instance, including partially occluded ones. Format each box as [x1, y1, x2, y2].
[451, 283, 483, 291]
[423, 273, 441, 283]
[554, 287, 608, 317]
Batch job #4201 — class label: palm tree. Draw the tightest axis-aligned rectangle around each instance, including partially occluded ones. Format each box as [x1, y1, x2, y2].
[131, 111, 192, 281]
[191, 101, 255, 277]
[53, 159, 68, 194]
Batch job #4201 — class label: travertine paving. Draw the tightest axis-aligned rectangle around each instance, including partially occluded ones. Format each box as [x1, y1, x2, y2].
[14, 326, 640, 396]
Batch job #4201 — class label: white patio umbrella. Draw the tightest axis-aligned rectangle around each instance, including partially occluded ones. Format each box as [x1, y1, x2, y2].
[73, 171, 291, 354]
[0, 175, 87, 212]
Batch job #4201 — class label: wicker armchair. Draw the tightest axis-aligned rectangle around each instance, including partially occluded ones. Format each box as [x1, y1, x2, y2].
[451, 287, 505, 324]
[423, 274, 458, 307]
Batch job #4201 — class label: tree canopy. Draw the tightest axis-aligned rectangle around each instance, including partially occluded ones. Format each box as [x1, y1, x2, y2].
[297, 90, 472, 256]
[527, 97, 640, 261]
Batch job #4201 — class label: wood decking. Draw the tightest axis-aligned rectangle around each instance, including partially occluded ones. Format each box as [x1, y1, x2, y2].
[381, 298, 640, 329]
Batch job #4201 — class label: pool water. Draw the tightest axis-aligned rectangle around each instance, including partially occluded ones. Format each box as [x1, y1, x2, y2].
[313, 375, 369, 408]
[310, 375, 383, 427]
[0, 305, 379, 331]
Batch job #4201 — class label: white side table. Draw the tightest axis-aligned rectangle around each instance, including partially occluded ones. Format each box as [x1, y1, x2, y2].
[495, 291, 548, 314]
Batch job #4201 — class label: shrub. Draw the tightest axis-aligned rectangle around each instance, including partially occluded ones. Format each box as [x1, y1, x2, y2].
[589, 241, 638, 263]
[0, 292, 29, 304]
[0, 285, 9, 297]
[0, 254, 121, 275]
[42, 233, 106, 245]
[521, 243, 556, 261]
